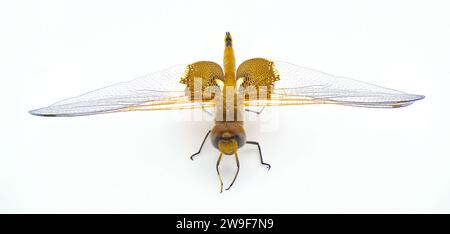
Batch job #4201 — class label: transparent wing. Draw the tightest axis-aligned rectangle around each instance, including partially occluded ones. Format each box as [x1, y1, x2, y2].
[245, 61, 424, 108]
[29, 65, 215, 116]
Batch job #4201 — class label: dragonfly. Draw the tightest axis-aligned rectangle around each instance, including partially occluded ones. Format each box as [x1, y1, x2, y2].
[30, 32, 425, 192]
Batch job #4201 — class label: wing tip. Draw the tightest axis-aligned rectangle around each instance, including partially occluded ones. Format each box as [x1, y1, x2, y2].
[415, 94, 425, 101]
[29, 108, 57, 117]
[390, 94, 424, 108]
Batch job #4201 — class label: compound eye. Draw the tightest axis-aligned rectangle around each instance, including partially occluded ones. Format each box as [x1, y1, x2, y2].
[222, 132, 233, 140]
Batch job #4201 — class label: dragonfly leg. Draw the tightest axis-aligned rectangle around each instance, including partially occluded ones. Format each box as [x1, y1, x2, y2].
[225, 152, 240, 191]
[244, 106, 265, 115]
[202, 106, 213, 116]
[190, 130, 211, 161]
[216, 153, 224, 193]
[246, 141, 271, 170]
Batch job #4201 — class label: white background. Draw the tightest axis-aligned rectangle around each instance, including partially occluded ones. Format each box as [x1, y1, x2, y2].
[1, 0, 449, 213]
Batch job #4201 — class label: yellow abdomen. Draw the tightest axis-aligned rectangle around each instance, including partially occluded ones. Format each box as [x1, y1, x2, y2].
[220, 33, 241, 122]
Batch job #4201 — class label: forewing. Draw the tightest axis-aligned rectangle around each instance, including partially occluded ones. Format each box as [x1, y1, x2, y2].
[29, 65, 215, 116]
[245, 61, 424, 108]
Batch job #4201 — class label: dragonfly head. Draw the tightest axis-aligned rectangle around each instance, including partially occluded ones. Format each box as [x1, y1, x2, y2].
[211, 122, 246, 155]
[224, 32, 232, 47]
[218, 136, 238, 155]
